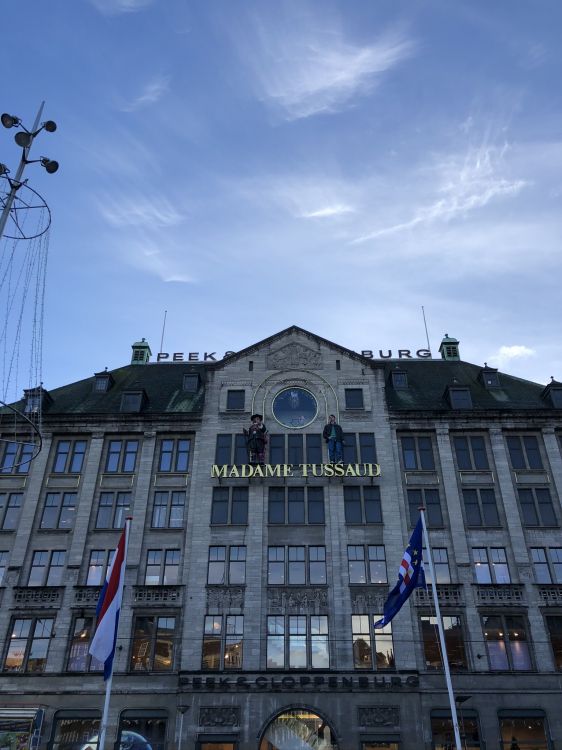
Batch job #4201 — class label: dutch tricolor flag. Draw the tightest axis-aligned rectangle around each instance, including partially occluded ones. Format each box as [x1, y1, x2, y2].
[89, 519, 130, 680]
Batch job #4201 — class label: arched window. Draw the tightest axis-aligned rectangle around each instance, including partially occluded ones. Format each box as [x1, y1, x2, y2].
[259, 708, 337, 750]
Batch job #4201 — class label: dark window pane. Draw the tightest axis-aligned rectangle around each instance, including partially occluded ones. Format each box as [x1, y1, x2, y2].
[507, 436, 525, 469]
[159, 440, 173, 472]
[226, 390, 245, 410]
[480, 489, 500, 526]
[306, 434, 322, 464]
[523, 435, 543, 469]
[425, 489, 443, 526]
[122, 441, 138, 472]
[175, 439, 190, 472]
[215, 434, 231, 464]
[343, 433, 357, 463]
[234, 434, 247, 464]
[359, 433, 376, 463]
[418, 437, 435, 470]
[407, 489, 422, 526]
[308, 488, 325, 524]
[470, 436, 489, 469]
[344, 487, 362, 523]
[453, 436, 471, 470]
[547, 617, 562, 670]
[463, 489, 482, 526]
[269, 488, 285, 524]
[449, 388, 472, 409]
[231, 488, 248, 524]
[288, 488, 305, 524]
[70, 441, 87, 473]
[519, 488, 539, 525]
[345, 389, 364, 409]
[364, 487, 382, 523]
[536, 488, 557, 526]
[288, 434, 303, 465]
[401, 437, 417, 469]
[269, 435, 285, 465]
[211, 488, 229, 524]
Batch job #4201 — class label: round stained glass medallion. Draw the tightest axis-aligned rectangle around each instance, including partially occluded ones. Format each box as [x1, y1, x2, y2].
[272, 387, 318, 429]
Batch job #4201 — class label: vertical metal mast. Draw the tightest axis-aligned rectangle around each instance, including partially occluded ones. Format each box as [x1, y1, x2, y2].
[0, 102, 45, 240]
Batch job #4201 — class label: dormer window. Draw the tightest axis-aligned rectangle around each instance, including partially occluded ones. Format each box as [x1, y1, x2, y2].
[480, 365, 500, 389]
[94, 371, 114, 393]
[448, 387, 473, 410]
[391, 370, 408, 390]
[23, 387, 50, 415]
[120, 391, 146, 413]
[542, 380, 562, 409]
[183, 373, 200, 393]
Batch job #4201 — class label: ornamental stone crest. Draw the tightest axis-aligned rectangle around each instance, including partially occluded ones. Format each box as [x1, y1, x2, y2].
[358, 706, 400, 727]
[268, 343, 322, 370]
[267, 587, 328, 613]
[199, 707, 240, 727]
[206, 587, 245, 611]
[351, 588, 387, 612]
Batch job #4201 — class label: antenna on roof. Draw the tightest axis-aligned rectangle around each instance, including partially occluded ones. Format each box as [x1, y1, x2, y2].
[421, 306, 432, 357]
[159, 310, 167, 355]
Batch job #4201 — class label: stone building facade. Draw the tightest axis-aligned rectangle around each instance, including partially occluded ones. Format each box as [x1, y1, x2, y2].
[0, 326, 562, 750]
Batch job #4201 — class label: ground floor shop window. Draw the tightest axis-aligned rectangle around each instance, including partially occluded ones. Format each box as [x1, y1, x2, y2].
[431, 711, 481, 749]
[259, 708, 337, 749]
[117, 710, 167, 750]
[361, 743, 399, 749]
[197, 740, 237, 750]
[50, 711, 100, 750]
[499, 714, 550, 749]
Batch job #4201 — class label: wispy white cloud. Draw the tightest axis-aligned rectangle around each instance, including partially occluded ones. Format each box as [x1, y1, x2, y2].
[89, 0, 153, 15]
[488, 345, 536, 369]
[236, 13, 414, 120]
[353, 144, 527, 243]
[118, 75, 170, 112]
[300, 204, 355, 219]
[96, 193, 185, 228]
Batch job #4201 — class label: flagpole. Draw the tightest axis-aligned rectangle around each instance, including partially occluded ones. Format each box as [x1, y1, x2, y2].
[419, 507, 463, 750]
[98, 517, 132, 749]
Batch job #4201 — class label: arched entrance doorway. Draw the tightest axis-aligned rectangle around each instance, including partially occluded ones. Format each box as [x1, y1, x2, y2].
[259, 708, 338, 750]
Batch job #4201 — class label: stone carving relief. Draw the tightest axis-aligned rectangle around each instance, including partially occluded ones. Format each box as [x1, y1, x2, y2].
[268, 344, 322, 370]
[351, 589, 387, 612]
[206, 587, 245, 610]
[358, 706, 400, 728]
[199, 707, 240, 727]
[267, 588, 328, 613]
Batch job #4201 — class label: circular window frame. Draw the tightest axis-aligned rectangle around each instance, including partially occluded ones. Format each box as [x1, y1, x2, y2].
[271, 386, 318, 430]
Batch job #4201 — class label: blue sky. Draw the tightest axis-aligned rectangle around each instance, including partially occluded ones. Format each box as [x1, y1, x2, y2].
[1, 0, 561, 398]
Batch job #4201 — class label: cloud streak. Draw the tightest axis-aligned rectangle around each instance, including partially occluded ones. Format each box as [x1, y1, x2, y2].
[96, 193, 185, 228]
[237, 14, 414, 120]
[118, 75, 170, 112]
[90, 0, 153, 15]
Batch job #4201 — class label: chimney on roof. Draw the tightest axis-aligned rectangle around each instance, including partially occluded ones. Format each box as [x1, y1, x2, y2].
[439, 334, 460, 361]
[131, 338, 152, 365]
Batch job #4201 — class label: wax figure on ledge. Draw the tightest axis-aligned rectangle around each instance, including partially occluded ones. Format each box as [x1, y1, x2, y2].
[244, 414, 268, 466]
[323, 414, 344, 463]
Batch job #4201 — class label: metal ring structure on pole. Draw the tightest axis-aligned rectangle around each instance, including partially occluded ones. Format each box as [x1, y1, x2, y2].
[0, 176, 51, 240]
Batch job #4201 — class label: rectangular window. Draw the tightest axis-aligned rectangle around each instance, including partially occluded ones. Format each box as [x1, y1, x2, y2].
[130, 616, 176, 672]
[431, 714, 481, 750]
[462, 488, 500, 526]
[506, 434, 544, 470]
[0, 441, 34, 474]
[152, 490, 185, 528]
[215, 434, 232, 464]
[518, 487, 557, 526]
[28, 550, 66, 586]
[499, 716, 548, 750]
[401, 435, 435, 470]
[359, 433, 377, 463]
[52, 716, 100, 750]
[202, 615, 244, 670]
[267, 615, 329, 669]
[348, 546, 387, 584]
[421, 615, 467, 670]
[288, 434, 303, 464]
[145, 549, 180, 586]
[407, 488, 442, 527]
[95, 492, 131, 529]
[105, 439, 139, 473]
[86, 549, 114, 586]
[0, 492, 23, 530]
[531, 547, 562, 583]
[157, 438, 190, 472]
[120, 392, 143, 412]
[453, 435, 489, 470]
[473, 547, 510, 584]
[306, 434, 322, 463]
[342, 433, 377, 463]
[449, 387, 473, 409]
[4, 617, 54, 672]
[52, 439, 87, 473]
[182, 373, 199, 393]
[424, 548, 451, 584]
[67, 615, 103, 672]
[226, 390, 245, 410]
[210, 487, 248, 524]
[352, 615, 394, 669]
[483, 614, 531, 670]
[345, 388, 364, 409]
[344, 486, 382, 524]
[0, 551, 8, 586]
[269, 435, 285, 464]
[268, 546, 326, 585]
[546, 616, 562, 670]
[40, 492, 77, 530]
[207, 546, 246, 585]
[268, 487, 324, 525]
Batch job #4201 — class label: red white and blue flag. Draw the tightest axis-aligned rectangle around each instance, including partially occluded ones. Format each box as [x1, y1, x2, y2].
[89, 519, 130, 680]
[374, 516, 426, 629]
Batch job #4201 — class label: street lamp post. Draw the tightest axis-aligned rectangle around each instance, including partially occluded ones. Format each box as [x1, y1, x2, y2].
[0, 101, 58, 240]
